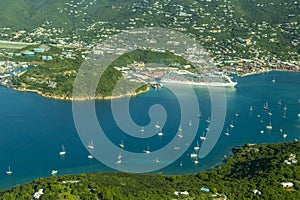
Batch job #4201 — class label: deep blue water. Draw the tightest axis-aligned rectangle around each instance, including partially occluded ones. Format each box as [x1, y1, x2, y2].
[0, 71, 299, 189]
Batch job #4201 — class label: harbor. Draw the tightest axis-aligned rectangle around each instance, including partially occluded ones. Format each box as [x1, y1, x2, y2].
[0, 71, 299, 189]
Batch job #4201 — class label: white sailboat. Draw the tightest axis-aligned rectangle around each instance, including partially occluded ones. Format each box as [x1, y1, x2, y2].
[190, 153, 197, 158]
[140, 126, 145, 133]
[178, 124, 182, 132]
[116, 152, 122, 164]
[153, 156, 160, 163]
[268, 110, 272, 116]
[88, 155, 94, 159]
[87, 140, 94, 150]
[188, 120, 192, 126]
[194, 157, 199, 165]
[51, 170, 58, 175]
[119, 140, 124, 148]
[279, 127, 283, 133]
[229, 120, 234, 128]
[266, 122, 272, 130]
[59, 145, 66, 156]
[157, 130, 163, 136]
[225, 128, 230, 136]
[282, 110, 287, 119]
[200, 132, 207, 140]
[155, 121, 160, 129]
[6, 166, 12, 175]
[283, 104, 288, 111]
[250, 106, 253, 111]
[260, 130, 264, 134]
[282, 133, 287, 138]
[235, 111, 239, 117]
[143, 146, 150, 154]
[272, 76, 276, 83]
[173, 146, 180, 150]
[278, 99, 282, 105]
[179, 161, 183, 167]
[263, 101, 269, 110]
[206, 117, 210, 123]
[194, 141, 200, 151]
[116, 159, 122, 165]
[177, 125, 183, 138]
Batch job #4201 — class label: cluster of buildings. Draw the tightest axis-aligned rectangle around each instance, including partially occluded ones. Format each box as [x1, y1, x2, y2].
[0, 0, 297, 70]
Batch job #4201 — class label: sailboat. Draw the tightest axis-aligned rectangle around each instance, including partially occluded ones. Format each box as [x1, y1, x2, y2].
[157, 130, 163, 136]
[59, 145, 66, 156]
[235, 111, 239, 117]
[88, 155, 94, 159]
[194, 157, 199, 165]
[153, 156, 160, 163]
[266, 122, 272, 130]
[249, 106, 253, 111]
[6, 166, 12, 175]
[283, 104, 288, 111]
[173, 146, 180, 150]
[225, 128, 230, 136]
[179, 161, 183, 167]
[279, 127, 283, 133]
[119, 140, 124, 148]
[87, 140, 94, 150]
[190, 153, 197, 158]
[282, 110, 287, 119]
[263, 101, 269, 110]
[268, 110, 272, 116]
[260, 130, 264, 134]
[155, 121, 160, 129]
[200, 132, 207, 140]
[278, 99, 282, 105]
[188, 120, 192, 126]
[272, 76, 276, 83]
[282, 133, 287, 138]
[116, 152, 122, 164]
[177, 125, 183, 138]
[143, 146, 150, 154]
[206, 117, 210, 123]
[140, 127, 145, 133]
[51, 170, 58, 175]
[229, 120, 234, 128]
[194, 141, 200, 151]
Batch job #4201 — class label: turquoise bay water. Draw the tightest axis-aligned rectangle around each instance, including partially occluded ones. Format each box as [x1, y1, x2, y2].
[0, 71, 299, 189]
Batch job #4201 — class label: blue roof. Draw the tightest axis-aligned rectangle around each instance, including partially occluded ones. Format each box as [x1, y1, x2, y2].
[200, 187, 210, 192]
[33, 48, 45, 53]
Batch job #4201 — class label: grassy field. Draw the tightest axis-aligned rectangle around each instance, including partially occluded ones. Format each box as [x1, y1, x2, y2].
[0, 41, 34, 49]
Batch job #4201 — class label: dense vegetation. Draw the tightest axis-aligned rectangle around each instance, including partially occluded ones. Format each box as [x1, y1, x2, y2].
[0, 0, 298, 62]
[12, 46, 189, 99]
[1, 141, 299, 199]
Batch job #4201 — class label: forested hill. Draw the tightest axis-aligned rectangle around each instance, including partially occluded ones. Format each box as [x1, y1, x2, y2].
[0, 0, 298, 62]
[0, 0, 298, 29]
[1, 141, 299, 199]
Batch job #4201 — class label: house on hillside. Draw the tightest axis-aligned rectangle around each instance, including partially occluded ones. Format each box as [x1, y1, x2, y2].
[280, 182, 294, 189]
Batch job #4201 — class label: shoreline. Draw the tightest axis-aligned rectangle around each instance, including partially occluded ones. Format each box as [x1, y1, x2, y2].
[10, 69, 299, 100]
[238, 68, 300, 77]
[13, 85, 151, 101]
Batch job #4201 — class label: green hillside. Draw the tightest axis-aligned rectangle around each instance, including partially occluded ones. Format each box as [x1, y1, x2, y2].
[1, 141, 299, 199]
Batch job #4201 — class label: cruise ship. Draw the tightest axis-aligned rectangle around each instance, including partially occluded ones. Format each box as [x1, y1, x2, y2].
[160, 71, 237, 87]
